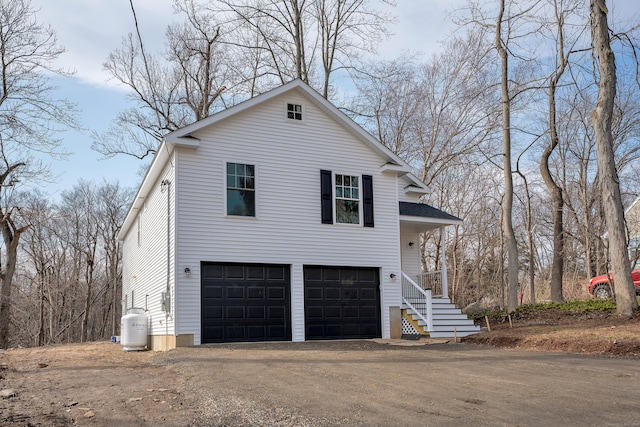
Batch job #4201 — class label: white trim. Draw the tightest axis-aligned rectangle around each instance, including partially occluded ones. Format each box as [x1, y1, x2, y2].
[224, 160, 258, 219]
[399, 214, 462, 227]
[284, 100, 305, 123]
[333, 171, 363, 226]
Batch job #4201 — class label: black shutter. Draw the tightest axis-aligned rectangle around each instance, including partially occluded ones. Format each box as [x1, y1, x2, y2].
[362, 175, 374, 227]
[320, 170, 333, 224]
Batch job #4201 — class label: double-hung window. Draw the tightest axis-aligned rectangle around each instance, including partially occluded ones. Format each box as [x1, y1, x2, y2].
[320, 170, 374, 227]
[226, 162, 255, 217]
[335, 174, 360, 224]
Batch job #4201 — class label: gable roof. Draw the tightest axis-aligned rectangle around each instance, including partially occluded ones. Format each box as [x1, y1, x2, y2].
[165, 79, 424, 186]
[118, 80, 429, 240]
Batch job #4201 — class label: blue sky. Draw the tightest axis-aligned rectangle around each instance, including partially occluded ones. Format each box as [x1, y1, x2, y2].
[31, 0, 464, 197]
[31, 0, 638, 197]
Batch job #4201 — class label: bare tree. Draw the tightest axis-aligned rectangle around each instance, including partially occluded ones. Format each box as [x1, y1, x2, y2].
[495, 0, 520, 311]
[0, 0, 76, 348]
[213, 0, 394, 97]
[538, 0, 587, 302]
[95, 0, 228, 160]
[589, 0, 637, 316]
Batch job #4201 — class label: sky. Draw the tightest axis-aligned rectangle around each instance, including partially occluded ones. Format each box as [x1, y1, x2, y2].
[29, 0, 463, 198]
[29, 0, 639, 198]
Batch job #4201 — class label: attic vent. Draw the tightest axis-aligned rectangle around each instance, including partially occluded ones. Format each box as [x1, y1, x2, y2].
[287, 103, 302, 120]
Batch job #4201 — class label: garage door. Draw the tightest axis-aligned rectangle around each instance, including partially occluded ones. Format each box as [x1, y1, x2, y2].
[201, 262, 291, 343]
[304, 266, 381, 340]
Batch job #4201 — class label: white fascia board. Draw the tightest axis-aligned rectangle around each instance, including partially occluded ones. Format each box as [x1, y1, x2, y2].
[118, 140, 173, 241]
[400, 214, 462, 227]
[381, 162, 410, 175]
[165, 79, 414, 172]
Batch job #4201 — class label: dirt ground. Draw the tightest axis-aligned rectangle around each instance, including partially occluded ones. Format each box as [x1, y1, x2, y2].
[1, 310, 639, 426]
[462, 307, 640, 358]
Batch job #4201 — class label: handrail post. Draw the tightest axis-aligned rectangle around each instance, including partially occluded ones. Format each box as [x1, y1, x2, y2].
[440, 226, 448, 298]
[425, 288, 433, 331]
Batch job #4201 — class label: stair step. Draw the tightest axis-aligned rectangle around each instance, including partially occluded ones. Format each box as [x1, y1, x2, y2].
[429, 330, 479, 338]
[412, 314, 475, 323]
[418, 319, 478, 329]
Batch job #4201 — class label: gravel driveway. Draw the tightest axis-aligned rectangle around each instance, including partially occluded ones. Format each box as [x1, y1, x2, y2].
[1, 340, 639, 426]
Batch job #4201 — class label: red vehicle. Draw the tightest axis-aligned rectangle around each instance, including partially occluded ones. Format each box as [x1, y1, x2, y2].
[587, 258, 640, 299]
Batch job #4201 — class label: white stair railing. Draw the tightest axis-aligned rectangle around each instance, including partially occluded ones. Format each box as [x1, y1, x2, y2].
[401, 272, 433, 332]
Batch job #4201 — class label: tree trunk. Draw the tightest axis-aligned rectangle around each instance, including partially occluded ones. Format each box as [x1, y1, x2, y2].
[541, 82, 565, 303]
[0, 221, 23, 349]
[496, 0, 519, 311]
[590, 0, 638, 316]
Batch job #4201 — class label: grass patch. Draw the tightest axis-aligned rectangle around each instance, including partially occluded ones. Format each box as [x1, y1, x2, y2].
[470, 298, 630, 322]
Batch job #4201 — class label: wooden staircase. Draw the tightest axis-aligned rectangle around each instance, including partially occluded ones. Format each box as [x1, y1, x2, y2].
[402, 297, 480, 338]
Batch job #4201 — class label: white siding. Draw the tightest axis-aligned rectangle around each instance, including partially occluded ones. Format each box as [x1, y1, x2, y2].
[174, 91, 403, 344]
[400, 227, 422, 280]
[122, 158, 176, 337]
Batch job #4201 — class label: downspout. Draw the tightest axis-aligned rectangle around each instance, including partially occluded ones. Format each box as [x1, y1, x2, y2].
[161, 179, 171, 339]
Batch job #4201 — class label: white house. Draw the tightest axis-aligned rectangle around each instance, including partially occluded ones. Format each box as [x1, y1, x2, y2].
[118, 80, 478, 350]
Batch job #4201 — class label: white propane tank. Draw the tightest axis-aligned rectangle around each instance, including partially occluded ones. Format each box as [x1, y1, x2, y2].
[121, 308, 148, 351]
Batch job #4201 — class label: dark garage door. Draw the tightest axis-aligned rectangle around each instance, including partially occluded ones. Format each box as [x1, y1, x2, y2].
[304, 266, 381, 340]
[201, 262, 291, 343]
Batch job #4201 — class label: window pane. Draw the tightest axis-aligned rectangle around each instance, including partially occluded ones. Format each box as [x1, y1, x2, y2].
[227, 189, 255, 216]
[352, 189, 359, 199]
[336, 200, 359, 224]
[336, 187, 343, 198]
[246, 177, 254, 189]
[227, 163, 235, 174]
[336, 175, 342, 186]
[246, 164, 254, 177]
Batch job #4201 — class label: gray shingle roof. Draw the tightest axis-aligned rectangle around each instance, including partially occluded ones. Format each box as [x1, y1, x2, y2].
[399, 202, 461, 221]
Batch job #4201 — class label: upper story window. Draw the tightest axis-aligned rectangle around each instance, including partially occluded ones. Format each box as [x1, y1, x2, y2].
[335, 174, 360, 224]
[227, 162, 255, 216]
[287, 103, 302, 120]
[320, 170, 374, 227]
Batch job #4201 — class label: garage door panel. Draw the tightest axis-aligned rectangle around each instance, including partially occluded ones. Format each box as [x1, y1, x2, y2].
[247, 325, 266, 338]
[203, 285, 223, 299]
[268, 306, 285, 319]
[225, 266, 245, 279]
[267, 286, 285, 300]
[226, 306, 245, 319]
[201, 263, 291, 343]
[203, 264, 223, 279]
[306, 287, 323, 300]
[226, 286, 244, 299]
[246, 286, 265, 299]
[325, 288, 341, 299]
[246, 266, 265, 280]
[203, 306, 222, 319]
[304, 266, 380, 340]
[246, 306, 266, 319]
[358, 269, 377, 283]
[267, 267, 286, 280]
[268, 325, 287, 338]
[324, 306, 341, 318]
[306, 306, 323, 319]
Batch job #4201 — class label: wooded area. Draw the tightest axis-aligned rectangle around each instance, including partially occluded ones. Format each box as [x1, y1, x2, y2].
[1, 0, 639, 348]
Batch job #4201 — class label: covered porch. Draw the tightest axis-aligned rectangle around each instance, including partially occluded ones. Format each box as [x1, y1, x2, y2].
[399, 202, 479, 338]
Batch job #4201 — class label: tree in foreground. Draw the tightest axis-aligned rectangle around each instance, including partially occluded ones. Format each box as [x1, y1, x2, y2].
[0, 0, 76, 348]
[589, 0, 637, 316]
